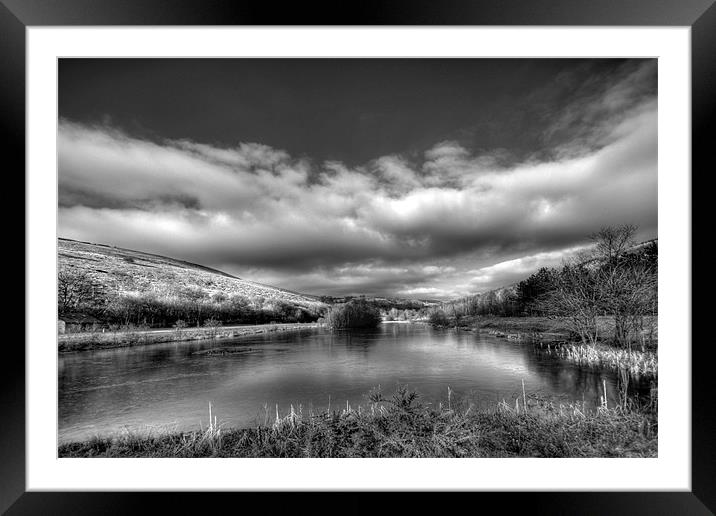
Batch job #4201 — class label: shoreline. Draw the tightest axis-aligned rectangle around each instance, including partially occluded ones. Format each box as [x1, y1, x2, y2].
[58, 388, 657, 458]
[58, 322, 324, 353]
[459, 316, 658, 378]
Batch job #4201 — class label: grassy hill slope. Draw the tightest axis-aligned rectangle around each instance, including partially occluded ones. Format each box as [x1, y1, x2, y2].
[58, 238, 325, 326]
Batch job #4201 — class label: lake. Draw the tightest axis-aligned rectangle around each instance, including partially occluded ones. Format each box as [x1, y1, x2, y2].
[58, 323, 649, 443]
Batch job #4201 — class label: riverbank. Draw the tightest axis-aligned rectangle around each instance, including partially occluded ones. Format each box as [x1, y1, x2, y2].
[470, 316, 656, 343]
[468, 315, 586, 341]
[453, 316, 658, 378]
[58, 388, 657, 458]
[58, 322, 324, 352]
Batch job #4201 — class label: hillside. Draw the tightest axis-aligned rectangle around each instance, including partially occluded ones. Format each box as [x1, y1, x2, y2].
[58, 238, 325, 326]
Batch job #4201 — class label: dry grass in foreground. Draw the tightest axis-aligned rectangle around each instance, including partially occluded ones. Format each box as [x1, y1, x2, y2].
[58, 387, 657, 458]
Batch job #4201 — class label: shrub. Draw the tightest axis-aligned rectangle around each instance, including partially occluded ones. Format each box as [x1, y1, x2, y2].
[428, 309, 450, 327]
[203, 318, 222, 339]
[325, 299, 382, 329]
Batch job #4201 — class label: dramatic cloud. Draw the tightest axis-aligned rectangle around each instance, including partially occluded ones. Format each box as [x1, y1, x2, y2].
[58, 61, 657, 299]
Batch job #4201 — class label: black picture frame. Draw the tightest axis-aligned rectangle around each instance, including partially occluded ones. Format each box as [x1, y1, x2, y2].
[3, 1, 713, 514]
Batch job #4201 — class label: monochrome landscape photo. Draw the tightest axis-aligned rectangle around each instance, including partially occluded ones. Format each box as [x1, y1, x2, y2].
[57, 58, 658, 458]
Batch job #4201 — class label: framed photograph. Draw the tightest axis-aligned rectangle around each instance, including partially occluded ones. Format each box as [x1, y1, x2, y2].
[5, 0, 712, 513]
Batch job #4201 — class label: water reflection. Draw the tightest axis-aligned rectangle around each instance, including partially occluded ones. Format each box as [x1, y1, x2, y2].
[58, 323, 650, 442]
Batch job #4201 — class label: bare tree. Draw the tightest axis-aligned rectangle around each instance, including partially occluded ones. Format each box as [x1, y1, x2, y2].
[57, 267, 99, 314]
[202, 318, 222, 339]
[589, 224, 638, 262]
[544, 264, 602, 346]
[588, 225, 657, 346]
[544, 224, 657, 348]
[600, 263, 657, 348]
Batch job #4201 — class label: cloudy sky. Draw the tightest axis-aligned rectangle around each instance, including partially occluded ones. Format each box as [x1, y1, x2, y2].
[58, 58, 657, 300]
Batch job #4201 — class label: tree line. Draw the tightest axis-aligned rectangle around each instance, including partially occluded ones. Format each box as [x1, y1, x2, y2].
[430, 225, 658, 348]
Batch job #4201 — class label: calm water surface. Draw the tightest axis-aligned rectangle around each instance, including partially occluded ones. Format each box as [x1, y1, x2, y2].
[58, 323, 646, 442]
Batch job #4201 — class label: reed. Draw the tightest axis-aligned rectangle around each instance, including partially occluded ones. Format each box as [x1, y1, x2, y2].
[59, 386, 657, 458]
[545, 343, 657, 377]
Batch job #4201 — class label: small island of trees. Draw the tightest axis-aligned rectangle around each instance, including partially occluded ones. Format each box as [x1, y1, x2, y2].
[325, 299, 382, 329]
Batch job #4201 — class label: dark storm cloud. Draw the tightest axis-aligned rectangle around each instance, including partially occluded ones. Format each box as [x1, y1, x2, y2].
[429, 60, 657, 166]
[58, 59, 657, 299]
[537, 60, 657, 158]
[59, 186, 201, 211]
